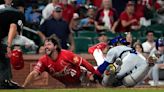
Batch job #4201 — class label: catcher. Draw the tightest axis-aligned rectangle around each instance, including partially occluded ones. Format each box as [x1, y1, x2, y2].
[88, 36, 156, 87]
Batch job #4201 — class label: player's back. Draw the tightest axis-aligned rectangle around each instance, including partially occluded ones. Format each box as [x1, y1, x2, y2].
[106, 45, 132, 60]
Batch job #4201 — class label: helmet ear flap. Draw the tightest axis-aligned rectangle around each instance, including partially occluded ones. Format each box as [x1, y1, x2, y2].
[10, 49, 24, 70]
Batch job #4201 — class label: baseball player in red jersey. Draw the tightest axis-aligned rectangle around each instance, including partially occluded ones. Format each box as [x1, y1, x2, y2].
[22, 34, 100, 87]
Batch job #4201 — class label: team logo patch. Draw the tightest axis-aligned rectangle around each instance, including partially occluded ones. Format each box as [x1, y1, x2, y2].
[73, 56, 79, 64]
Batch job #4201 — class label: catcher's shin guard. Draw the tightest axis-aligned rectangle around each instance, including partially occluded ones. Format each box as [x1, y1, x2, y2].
[101, 64, 116, 86]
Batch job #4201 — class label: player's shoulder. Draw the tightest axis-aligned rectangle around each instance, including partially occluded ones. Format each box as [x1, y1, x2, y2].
[59, 49, 74, 60]
[61, 49, 74, 54]
[39, 54, 49, 61]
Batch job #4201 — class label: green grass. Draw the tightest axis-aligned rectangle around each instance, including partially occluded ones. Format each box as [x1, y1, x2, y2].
[0, 88, 164, 92]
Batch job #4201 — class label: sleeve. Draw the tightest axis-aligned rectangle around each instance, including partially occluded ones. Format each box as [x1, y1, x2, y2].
[120, 12, 127, 21]
[79, 19, 85, 27]
[34, 57, 46, 73]
[96, 48, 117, 74]
[95, 9, 102, 22]
[65, 51, 99, 75]
[39, 21, 47, 34]
[105, 48, 117, 63]
[66, 22, 71, 34]
[11, 12, 25, 33]
[157, 55, 164, 64]
[42, 4, 53, 19]
[155, 3, 161, 10]
[65, 51, 83, 66]
[80, 58, 101, 75]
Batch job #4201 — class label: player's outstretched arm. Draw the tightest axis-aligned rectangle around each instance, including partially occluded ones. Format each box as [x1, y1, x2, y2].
[22, 70, 40, 88]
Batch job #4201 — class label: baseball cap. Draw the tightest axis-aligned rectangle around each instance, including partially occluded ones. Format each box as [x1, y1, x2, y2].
[126, 1, 135, 7]
[98, 32, 107, 36]
[54, 5, 62, 12]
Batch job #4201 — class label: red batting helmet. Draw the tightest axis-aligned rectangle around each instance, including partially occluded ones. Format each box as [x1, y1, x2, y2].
[10, 49, 24, 70]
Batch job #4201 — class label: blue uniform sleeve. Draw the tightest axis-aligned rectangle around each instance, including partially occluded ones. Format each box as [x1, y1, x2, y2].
[97, 61, 110, 74]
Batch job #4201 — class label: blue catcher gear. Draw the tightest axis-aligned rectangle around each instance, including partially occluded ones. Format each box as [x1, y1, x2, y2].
[108, 36, 130, 46]
[156, 37, 164, 50]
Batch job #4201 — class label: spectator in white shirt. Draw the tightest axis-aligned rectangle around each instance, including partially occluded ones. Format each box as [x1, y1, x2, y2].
[142, 30, 155, 55]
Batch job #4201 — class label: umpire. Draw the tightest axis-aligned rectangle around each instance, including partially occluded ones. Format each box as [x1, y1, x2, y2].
[0, 7, 24, 89]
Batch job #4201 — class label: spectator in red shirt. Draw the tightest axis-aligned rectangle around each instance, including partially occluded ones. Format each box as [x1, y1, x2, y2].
[60, 0, 75, 23]
[22, 34, 100, 87]
[142, 0, 161, 11]
[118, 1, 141, 32]
[95, 0, 117, 33]
[135, 0, 145, 20]
[93, 0, 102, 8]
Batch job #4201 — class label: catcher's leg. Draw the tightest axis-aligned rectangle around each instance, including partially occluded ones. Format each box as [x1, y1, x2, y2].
[122, 63, 149, 87]
[101, 59, 123, 86]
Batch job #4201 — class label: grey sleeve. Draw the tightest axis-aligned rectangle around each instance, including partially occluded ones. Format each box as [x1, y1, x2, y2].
[156, 55, 164, 64]
[105, 48, 117, 63]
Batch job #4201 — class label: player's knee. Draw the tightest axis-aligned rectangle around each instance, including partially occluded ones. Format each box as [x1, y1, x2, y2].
[122, 75, 137, 87]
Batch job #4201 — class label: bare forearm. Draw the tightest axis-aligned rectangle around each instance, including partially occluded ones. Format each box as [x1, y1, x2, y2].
[23, 71, 39, 87]
[37, 31, 46, 41]
[7, 23, 17, 47]
[121, 20, 133, 27]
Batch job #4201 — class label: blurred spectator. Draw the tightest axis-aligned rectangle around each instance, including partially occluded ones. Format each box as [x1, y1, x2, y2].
[125, 32, 134, 47]
[69, 0, 79, 11]
[156, 0, 164, 24]
[60, 0, 75, 23]
[142, 30, 155, 55]
[25, 3, 42, 29]
[142, 0, 161, 11]
[69, 13, 81, 32]
[2, 33, 38, 54]
[97, 32, 108, 43]
[40, 0, 59, 24]
[0, 0, 13, 8]
[147, 37, 164, 86]
[135, 0, 151, 27]
[112, 0, 129, 16]
[142, 0, 162, 24]
[38, 5, 75, 51]
[93, 0, 102, 8]
[38, 45, 45, 54]
[118, 1, 141, 32]
[133, 42, 146, 60]
[135, 0, 145, 21]
[76, 5, 88, 19]
[76, 0, 86, 5]
[95, 0, 117, 33]
[78, 5, 97, 31]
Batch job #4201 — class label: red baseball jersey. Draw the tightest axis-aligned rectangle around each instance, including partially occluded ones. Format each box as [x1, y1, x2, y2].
[34, 49, 96, 86]
[119, 11, 139, 32]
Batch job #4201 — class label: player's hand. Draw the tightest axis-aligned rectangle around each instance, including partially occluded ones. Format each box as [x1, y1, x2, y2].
[148, 55, 158, 66]
[89, 74, 102, 83]
[6, 46, 12, 58]
[88, 74, 95, 81]
[131, 19, 137, 23]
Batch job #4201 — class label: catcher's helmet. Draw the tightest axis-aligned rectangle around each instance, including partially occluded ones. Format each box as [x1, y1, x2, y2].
[156, 37, 164, 50]
[108, 36, 130, 46]
[10, 49, 24, 70]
